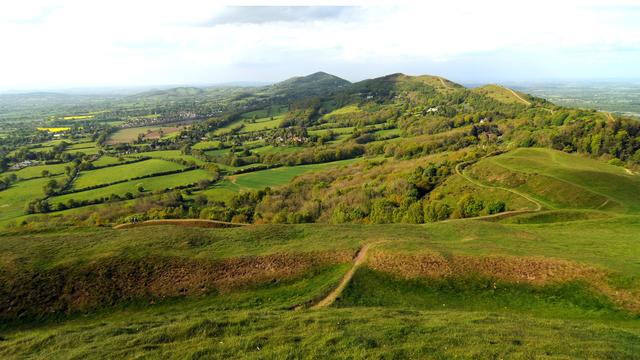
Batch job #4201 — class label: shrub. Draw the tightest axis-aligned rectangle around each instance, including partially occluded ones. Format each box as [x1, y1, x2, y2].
[423, 201, 451, 222]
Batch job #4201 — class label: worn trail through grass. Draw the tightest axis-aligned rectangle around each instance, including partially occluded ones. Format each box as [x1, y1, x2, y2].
[311, 244, 373, 309]
[451, 161, 543, 222]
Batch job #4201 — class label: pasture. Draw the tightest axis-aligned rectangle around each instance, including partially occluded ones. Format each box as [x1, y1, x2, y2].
[0, 175, 66, 223]
[72, 159, 185, 189]
[51, 169, 212, 206]
[106, 126, 183, 144]
[469, 148, 640, 213]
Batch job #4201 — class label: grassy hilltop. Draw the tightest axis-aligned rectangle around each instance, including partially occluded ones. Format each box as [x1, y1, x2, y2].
[1, 72, 640, 358]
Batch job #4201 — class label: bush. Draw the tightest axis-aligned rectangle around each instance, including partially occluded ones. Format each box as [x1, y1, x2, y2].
[402, 201, 424, 224]
[485, 200, 506, 215]
[454, 194, 484, 218]
[369, 199, 397, 224]
[423, 201, 451, 222]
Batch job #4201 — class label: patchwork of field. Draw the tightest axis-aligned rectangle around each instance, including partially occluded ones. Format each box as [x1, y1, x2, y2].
[106, 126, 184, 144]
[51, 169, 212, 206]
[199, 158, 361, 201]
[73, 159, 185, 189]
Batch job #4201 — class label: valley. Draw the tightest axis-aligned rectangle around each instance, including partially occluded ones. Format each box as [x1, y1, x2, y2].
[1, 71, 640, 358]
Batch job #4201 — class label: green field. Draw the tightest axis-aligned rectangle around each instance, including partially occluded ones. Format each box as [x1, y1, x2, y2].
[73, 159, 185, 189]
[133, 150, 207, 166]
[0, 175, 65, 223]
[6, 162, 70, 180]
[91, 156, 125, 167]
[467, 148, 640, 213]
[192, 140, 221, 150]
[239, 115, 284, 133]
[51, 169, 212, 206]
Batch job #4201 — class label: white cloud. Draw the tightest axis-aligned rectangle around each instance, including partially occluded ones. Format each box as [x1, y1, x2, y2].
[1, 1, 639, 90]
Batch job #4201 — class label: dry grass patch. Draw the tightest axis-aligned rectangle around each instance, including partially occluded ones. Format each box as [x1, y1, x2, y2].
[366, 251, 640, 312]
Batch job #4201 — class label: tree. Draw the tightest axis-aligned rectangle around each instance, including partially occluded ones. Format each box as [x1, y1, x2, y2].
[402, 201, 424, 224]
[485, 200, 506, 215]
[43, 179, 60, 196]
[453, 194, 483, 218]
[197, 179, 211, 190]
[369, 199, 397, 224]
[424, 201, 451, 222]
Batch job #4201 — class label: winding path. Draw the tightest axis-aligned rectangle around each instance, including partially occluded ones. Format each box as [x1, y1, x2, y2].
[438, 77, 450, 89]
[451, 160, 544, 221]
[310, 244, 372, 309]
[504, 86, 531, 106]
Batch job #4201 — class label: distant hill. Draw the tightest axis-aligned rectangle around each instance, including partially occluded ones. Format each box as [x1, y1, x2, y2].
[472, 84, 533, 105]
[262, 71, 351, 98]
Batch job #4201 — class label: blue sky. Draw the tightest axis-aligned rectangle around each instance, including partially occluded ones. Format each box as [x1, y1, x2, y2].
[1, 1, 640, 90]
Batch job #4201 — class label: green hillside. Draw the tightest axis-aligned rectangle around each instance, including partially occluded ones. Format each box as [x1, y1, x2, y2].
[472, 84, 533, 105]
[1, 219, 640, 358]
[2, 70, 640, 358]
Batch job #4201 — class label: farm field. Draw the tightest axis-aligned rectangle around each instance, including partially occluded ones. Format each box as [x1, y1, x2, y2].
[0, 175, 66, 223]
[91, 155, 126, 167]
[6, 162, 70, 179]
[50, 169, 212, 206]
[107, 126, 184, 144]
[132, 150, 207, 166]
[72, 159, 185, 189]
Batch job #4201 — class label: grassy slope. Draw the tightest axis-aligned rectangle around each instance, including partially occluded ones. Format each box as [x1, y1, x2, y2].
[467, 148, 640, 213]
[199, 158, 361, 202]
[1, 220, 640, 358]
[493, 148, 640, 213]
[0, 175, 65, 223]
[472, 84, 531, 105]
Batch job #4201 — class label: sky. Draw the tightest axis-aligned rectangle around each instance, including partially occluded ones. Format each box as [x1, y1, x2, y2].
[1, 0, 640, 91]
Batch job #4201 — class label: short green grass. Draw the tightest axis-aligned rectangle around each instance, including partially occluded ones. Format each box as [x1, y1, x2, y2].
[5, 162, 70, 180]
[478, 148, 640, 213]
[73, 159, 185, 189]
[0, 175, 66, 224]
[1, 221, 640, 358]
[50, 169, 212, 206]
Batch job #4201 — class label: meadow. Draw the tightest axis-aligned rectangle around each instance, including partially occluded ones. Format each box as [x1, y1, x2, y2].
[0, 175, 66, 223]
[107, 126, 183, 144]
[132, 150, 208, 166]
[72, 159, 185, 189]
[50, 169, 213, 206]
